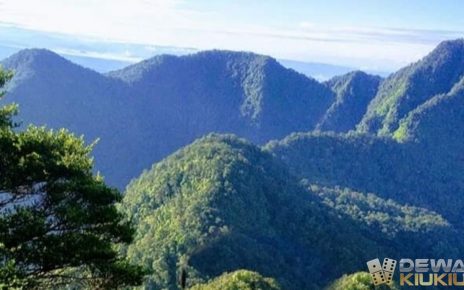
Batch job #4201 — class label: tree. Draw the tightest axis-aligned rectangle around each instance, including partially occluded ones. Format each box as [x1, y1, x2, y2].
[0, 68, 145, 288]
[326, 272, 399, 290]
[189, 270, 282, 290]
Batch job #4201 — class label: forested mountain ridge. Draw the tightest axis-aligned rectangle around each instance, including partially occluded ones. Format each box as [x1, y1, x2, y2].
[358, 39, 464, 135]
[107, 50, 335, 142]
[265, 130, 464, 227]
[394, 74, 464, 147]
[1, 49, 338, 188]
[3, 40, 464, 189]
[121, 134, 383, 289]
[122, 134, 464, 289]
[317, 71, 381, 132]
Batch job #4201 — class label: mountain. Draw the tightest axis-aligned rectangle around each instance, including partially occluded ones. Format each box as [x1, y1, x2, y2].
[0, 49, 144, 188]
[358, 39, 464, 135]
[316, 71, 382, 132]
[265, 131, 464, 226]
[120, 134, 462, 289]
[107, 50, 334, 143]
[394, 75, 464, 147]
[392, 75, 464, 182]
[121, 134, 379, 289]
[1, 49, 335, 188]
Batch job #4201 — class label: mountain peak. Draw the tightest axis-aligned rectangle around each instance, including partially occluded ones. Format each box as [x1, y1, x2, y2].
[192, 49, 273, 59]
[107, 49, 276, 84]
[317, 70, 381, 132]
[2, 48, 69, 69]
[358, 38, 464, 135]
[433, 38, 464, 54]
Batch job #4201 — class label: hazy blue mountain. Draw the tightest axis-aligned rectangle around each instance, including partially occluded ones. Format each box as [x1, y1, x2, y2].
[108, 50, 335, 143]
[358, 39, 464, 135]
[4, 39, 464, 191]
[316, 71, 382, 132]
[0, 49, 146, 189]
[1, 49, 335, 188]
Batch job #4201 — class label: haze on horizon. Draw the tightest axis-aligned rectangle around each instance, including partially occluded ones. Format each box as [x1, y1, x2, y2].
[0, 0, 463, 72]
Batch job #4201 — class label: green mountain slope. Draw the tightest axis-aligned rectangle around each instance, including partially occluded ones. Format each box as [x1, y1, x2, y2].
[394, 75, 464, 148]
[308, 184, 461, 257]
[392, 77, 464, 193]
[3, 40, 464, 190]
[358, 39, 464, 135]
[317, 71, 381, 132]
[121, 134, 461, 289]
[120, 134, 387, 289]
[265, 132, 464, 225]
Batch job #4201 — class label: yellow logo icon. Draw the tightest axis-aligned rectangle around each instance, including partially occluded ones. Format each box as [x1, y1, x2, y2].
[367, 258, 397, 285]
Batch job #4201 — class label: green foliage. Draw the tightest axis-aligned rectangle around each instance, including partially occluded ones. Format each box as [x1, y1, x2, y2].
[394, 78, 464, 148]
[326, 272, 399, 290]
[121, 134, 401, 290]
[307, 184, 464, 258]
[311, 185, 449, 236]
[265, 131, 464, 225]
[0, 67, 16, 128]
[189, 270, 282, 290]
[359, 39, 464, 134]
[266, 131, 464, 262]
[318, 71, 381, 132]
[0, 68, 145, 288]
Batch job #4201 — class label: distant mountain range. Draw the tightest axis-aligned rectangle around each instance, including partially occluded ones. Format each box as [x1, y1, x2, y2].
[2, 40, 463, 190]
[0, 25, 383, 79]
[0, 44, 368, 79]
[2, 38, 464, 289]
[1, 48, 369, 187]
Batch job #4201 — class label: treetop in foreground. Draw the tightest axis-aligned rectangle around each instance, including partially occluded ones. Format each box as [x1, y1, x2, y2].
[0, 67, 145, 289]
[189, 270, 282, 290]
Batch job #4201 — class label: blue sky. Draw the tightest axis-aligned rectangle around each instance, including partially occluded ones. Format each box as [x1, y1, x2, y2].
[0, 0, 463, 71]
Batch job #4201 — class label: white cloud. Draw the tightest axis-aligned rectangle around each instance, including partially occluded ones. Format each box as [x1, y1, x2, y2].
[0, 0, 462, 70]
[0, 0, 198, 42]
[52, 48, 142, 62]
